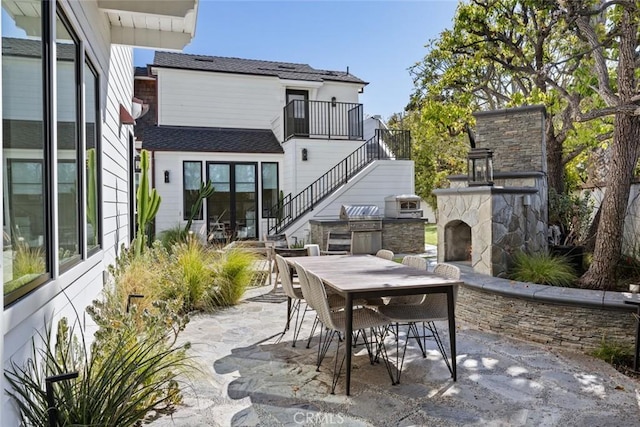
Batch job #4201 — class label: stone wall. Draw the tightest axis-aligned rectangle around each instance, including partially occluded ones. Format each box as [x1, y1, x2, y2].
[474, 105, 546, 173]
[309, 219, 425, 254]
[457, 285, 636, 351]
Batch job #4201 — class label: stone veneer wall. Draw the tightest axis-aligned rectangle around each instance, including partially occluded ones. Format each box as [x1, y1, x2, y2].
[435, 175, 546, 276]
[457, 286, 636, 351]
[474, 105, 547, 173]
[309, 219, 425, 254]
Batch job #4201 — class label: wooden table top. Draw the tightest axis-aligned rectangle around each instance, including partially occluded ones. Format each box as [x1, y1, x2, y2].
[286, 255, 462, 294]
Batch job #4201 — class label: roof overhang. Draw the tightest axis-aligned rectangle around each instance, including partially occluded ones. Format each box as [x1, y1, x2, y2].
[98, 0, 198, 50]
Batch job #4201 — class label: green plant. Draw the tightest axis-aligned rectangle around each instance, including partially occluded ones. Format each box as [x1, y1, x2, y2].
[12, 240, 45, 278]
[592, 337, 633, 367]
[510, 251, 578, 287]
[206, 248, 255, 307]
[134, 149, 161, 256]
[548, 188, 594, 246]
[160, 224, 190, 250]
[86, 147, 98, 245]
[5, 299, 192, 427]
[424, 223, 437, 246]
[184, 180, 214, 233]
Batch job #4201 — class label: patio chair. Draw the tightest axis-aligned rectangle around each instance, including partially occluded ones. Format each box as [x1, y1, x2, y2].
[294, 264, 395, 393]
[375, 249, 394, 260]
[320, 231, 352, 255]
[274, 254, 308, 347]
[377, 262, 460, 384]
[265, 233, 292, 289]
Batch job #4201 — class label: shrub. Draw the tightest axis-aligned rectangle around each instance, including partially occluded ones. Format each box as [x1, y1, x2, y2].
[5, 299, 192, 427]
[510, 251, 578, 287]
[159, 225, 189, 251]
[592, 337, 633, 367]
[206, 248, 255, 307]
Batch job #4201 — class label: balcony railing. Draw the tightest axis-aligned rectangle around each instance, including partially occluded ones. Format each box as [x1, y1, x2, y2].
[284, 99, 363, 141]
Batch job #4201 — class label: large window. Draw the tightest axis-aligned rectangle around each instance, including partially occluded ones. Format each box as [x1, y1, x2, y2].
[183, 161, 202, 220]
[2, 1, 102, 305]
[261, 163, 279, 218]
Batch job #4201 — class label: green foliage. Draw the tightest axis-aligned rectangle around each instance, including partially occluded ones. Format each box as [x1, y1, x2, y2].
[135, 149, 161, 256]
[12, 240, 45, 279]
[591, 337, 633, 367]
[206, 248, 255, 307]
[5, 301, 191, 427]
[510, 251, 578, 287]
[86, 148, 98, 245]
[548, 188, 594, 246]
[184, 180, 215, 233]
[424, 224, 437, 246]
[160, 224, 190, 250]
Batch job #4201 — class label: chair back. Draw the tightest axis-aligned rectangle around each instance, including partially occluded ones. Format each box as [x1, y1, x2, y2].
[433, 263, 460, 279]
[265, 233, 291, 249]
[293, 263, 314, 308]
[275, 254, 299, 300]
[402, 255, 427, 270]
[325, 231, 352, 253]
[303, 269, 337, 331]
[375, 249, 394, 260]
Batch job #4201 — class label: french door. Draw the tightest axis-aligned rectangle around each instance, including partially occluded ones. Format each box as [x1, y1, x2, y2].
[207, 162, 258, 240]
[286, 89, 309, 136]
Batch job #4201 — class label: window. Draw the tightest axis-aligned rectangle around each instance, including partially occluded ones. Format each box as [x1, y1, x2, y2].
[56, 11, 80, 269]
[85, 60, 100, 252]
[183, 161, 202, 220]
[261, 163, 279, 218]
[2, 1, 102, 306]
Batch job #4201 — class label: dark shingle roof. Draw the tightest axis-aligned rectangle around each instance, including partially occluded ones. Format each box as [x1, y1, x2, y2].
[2, 37, 76, 61]
[134, 66, 150, 77]
[142, 126, 283, 154]
[3, 119, 80, 150]
[152, 51, 367, 85]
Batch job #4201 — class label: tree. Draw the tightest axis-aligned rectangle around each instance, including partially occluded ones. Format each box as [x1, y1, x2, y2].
[557, 0, 640, 289]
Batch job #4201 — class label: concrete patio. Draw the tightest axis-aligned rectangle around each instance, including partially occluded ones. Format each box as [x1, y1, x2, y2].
[148, 280, 640, 427]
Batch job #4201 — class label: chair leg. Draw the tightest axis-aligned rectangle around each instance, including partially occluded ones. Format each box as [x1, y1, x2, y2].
[306, 315, 320, 349]
[427, 321, 453, 377]
[291, 303, 309, 348]
[317, 327, 336, 369]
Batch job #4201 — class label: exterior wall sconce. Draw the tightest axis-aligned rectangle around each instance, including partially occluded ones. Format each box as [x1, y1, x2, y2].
[134, 155, 141, 173]
[467, 148, 494, 186]
[331, 96, 337, 107]
[164, 170, 170, 183]
[302, 148, 308, 161]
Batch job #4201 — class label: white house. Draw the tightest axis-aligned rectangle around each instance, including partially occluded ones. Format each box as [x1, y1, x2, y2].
[135, 52, 416, 244]
[1, 0, 198, 422]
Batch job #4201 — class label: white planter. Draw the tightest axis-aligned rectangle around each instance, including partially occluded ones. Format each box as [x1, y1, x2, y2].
[629, 284, 640, 293]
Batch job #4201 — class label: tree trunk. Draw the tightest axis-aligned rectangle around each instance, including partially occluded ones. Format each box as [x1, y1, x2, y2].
[579, 114, 640, 289]
[545, 124, 564, 195]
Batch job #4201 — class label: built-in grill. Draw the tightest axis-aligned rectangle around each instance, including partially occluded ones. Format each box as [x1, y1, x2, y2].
[339, 205, 383, 254]
[384, 194, 423, 219]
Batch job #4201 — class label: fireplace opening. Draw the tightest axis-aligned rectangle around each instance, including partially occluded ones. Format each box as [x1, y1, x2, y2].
[444, 220, 472, 262]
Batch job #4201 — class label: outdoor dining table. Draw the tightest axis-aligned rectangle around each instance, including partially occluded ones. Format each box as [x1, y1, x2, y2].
[285, 254, 462, 395]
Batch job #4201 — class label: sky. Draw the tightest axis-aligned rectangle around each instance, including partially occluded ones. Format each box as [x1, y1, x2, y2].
[134, 0, 459, 120]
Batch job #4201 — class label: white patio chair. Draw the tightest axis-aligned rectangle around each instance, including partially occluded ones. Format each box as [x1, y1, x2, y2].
[375, 249, 394, 260]
[275, 254, 308, 347]
[295, 264, 395, 393]
[377, 262, 460, 384]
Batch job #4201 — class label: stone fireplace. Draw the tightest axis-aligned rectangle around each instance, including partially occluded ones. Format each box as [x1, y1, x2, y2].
[434, 105, 548, 277]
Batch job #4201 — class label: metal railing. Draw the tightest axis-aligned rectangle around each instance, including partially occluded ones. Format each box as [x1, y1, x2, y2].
[283, 99, 364, 140]
[266, 129, 411, 234]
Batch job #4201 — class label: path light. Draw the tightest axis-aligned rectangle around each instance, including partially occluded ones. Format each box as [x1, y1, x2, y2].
[467, 148, 494, 186]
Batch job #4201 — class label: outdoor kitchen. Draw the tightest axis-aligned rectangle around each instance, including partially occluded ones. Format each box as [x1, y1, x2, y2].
[309, 194, 427, 254]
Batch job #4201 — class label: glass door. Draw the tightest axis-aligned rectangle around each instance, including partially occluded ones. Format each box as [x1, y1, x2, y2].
[286, 89, 309, 136]
[206, 162, 258, 241]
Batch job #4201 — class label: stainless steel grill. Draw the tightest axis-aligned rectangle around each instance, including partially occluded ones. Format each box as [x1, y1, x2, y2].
[339, 205, 382, 254]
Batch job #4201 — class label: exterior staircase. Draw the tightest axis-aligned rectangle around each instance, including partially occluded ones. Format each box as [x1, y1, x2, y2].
[266, 129, 410, 235]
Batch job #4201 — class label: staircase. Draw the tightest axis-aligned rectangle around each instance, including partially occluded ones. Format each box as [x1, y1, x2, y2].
[266, 129, 410, 235]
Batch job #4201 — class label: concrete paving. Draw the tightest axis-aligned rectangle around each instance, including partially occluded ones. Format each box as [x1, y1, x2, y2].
[148, 280, 640, 427]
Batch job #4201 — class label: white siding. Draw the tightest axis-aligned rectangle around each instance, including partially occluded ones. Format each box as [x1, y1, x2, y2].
[285, 160, 415, 241]
[282, 137, 364, 195]
[158, 69, 283, 129]
[315, 81, 360, 104]
[151, 151, 283, 239]
[2, 1, 134, 423]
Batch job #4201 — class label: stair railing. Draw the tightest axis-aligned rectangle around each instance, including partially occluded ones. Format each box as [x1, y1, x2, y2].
[266, 129, 410, 234]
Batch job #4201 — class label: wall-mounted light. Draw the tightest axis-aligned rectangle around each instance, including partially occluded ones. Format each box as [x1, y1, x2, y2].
[164, 170, 170, 183]
[302, 148, 308, 161]
[134, 155, 141, 173]
[331, 96, 337, 107]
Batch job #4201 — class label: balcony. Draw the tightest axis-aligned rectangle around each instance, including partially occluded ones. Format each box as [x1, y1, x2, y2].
[283, 100, 363, 141]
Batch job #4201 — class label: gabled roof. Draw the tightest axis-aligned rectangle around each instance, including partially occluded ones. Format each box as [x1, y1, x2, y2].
[142, 126, 283, 154]
[152, 51, 367, 85]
